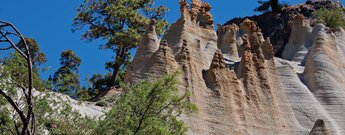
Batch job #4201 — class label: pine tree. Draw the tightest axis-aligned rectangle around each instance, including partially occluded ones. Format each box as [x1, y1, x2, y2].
[52, 50, 81, 96]
[72, 0, 169, 87]
[17, 38, 46, 70]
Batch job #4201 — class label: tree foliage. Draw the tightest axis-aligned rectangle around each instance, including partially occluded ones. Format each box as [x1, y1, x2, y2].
[2, 52, 46, 92]
[314, 8, 345, 29]
[0, 47, 46, 135]
[255, 0, 283, 12]
[52, 50, 81, 96]
[0, 20, 37, 134]
[95, 73, 197, 135]
[72, 0, 169, 87]
[17, 38, 46, 70]
[1, 38, 47, 92]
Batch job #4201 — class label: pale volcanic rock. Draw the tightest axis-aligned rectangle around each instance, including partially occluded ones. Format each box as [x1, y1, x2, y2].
[282, 14, 313, 62]
[146, 40, 178, 78]
[262, 37, 274, 60]
[240, 18, 261, 36]
[201, 50, 247, 134]
[303, 24, 345, 134]
[235, 34, 296, 135]
[125, 19, 160, 83]
[123, 1, 345, 135]
[162, 0, 217, 70]
[334, 28, 345, 57]
[175, 39, 204, 98]
[276, 57, 342, 135]
[217, 24, 240, 60]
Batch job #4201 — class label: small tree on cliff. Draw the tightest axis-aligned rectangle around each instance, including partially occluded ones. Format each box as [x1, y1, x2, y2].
[255, 0, 283, 13]
[52, 50, 81, 96]
[72, 0, 169, 87]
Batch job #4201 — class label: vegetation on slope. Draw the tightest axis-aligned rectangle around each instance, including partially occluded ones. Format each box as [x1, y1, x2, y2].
[314, 8, 345, 29]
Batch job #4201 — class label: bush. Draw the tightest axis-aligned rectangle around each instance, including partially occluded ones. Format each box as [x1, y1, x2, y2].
[95, 73, 197, 135]
[314, 8, 345, 29]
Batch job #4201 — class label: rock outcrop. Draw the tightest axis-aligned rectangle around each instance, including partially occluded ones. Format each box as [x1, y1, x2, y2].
[309, 119, 331, 135]
[225, 0, 344, 57]
[124, 0, 345, 135]
[303, 24, 345, 134]
[217, 24, 240, 60]
[125, 19, 160, 83]
[282, 14, 313, 62]
[146, 40, 178, 78]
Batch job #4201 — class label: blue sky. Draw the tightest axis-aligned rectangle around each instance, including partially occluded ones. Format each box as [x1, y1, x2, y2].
[0, 0, 333, 86]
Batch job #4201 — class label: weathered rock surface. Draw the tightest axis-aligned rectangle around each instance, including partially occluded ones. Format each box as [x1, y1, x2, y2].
[276, 58, 342, 135]
[125, 19, 160, 83]
[225, 0, 343, 57]
[309, 119, 331, 135]
[282, 14, 313, 62]
[303, 24, 345, 134]
[124, 0, 345, 135]
[217, 24, 240, 60]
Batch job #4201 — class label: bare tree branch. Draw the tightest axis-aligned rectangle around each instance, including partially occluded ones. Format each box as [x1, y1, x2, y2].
[0, 20, 35, 135]
[0, 31, 28, 59]
[0, 24, 10, 28]
[0, 46, 13, 50]
[0, 89, 26, 124]
[5, 31, 21, 37]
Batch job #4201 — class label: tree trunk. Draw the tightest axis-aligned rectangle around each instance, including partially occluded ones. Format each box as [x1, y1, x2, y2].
[109, 47, 127, 87]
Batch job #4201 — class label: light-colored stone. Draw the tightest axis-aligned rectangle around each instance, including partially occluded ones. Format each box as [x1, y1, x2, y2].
[282, 14, 313, 62]
[125, 19, 160, 83]
[124, 1, 345, 135]
[217, 24, 240, 60]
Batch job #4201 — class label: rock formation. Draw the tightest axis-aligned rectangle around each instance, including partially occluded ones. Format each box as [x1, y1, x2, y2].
[309, 119, 331, 135]
[124, 0, 345, 135]
[225, 0, 343, 56]
[303, 24, 345, 134]
[125, 19, 160, 83]
[146, 40, 178, 79]
[217, 24, 240, 60]
[282, 14, 313, 62]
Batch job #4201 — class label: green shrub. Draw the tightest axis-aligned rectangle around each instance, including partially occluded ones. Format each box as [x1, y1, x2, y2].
[314, 8, 345, 29]
[95, 73, 197, 135]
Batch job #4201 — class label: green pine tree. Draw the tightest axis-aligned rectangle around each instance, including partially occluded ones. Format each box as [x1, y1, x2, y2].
[72, 0, 169, 87]
[52, 50, 81, 96]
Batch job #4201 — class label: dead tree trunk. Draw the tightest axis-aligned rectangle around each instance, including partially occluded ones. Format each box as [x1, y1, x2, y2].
[0, 20, 35, 135]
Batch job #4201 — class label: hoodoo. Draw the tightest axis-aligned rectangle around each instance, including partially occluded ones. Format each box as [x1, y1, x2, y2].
[125, 0, 345, 134]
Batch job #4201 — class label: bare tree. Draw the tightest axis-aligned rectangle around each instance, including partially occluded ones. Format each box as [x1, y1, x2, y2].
[0, 20, 35, 135]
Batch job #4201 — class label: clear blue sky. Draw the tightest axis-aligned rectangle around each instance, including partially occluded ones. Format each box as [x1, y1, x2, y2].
[0, 0, 335, 86]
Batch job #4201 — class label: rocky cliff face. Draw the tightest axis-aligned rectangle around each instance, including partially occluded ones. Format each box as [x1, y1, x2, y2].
[225, 0, 344, 57]
[125, 0, 345, 134]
